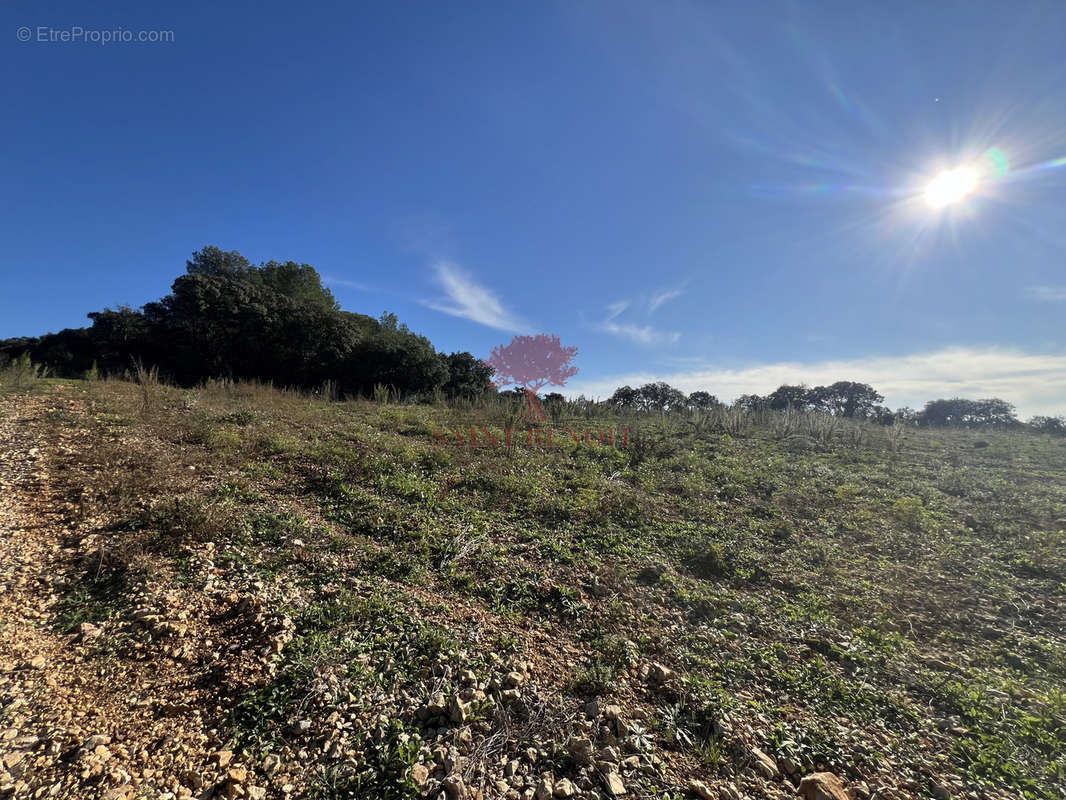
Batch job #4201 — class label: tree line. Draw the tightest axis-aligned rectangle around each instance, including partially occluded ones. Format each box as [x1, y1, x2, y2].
[2, 251, 1062, 434]
[0, 247, 494, 399]
[608, 381, 1065, 434]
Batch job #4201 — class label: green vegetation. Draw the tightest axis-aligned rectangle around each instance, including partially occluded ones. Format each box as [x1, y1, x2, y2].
[17, 375, 1066, 798]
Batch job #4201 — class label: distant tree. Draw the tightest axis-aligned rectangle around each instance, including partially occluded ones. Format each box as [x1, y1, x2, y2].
[138, 248, 365, 386]
[486, 334, 578, 421]
[442, 352, 495, 399]
[0, 329, 99, 378]
[868, 405, 896, 425]
[767, 384, 811, 411]
[542, 392, 566, 421]
[893, 407, 919, 425]
[339, 312, 447, 396]
[1030, 415, 1066, 436]
[919, 398, 1018, 428]
[808, 381, 884, 418]
[0, 338, 36, 360]
[637, 382, 686, 413]
[2, 245, 485, 398]
[143, 264, 345, 385]
[608, 385, 641, 409]
[972, 398, 1019, 428]
[686, 390, 720, 409]
[919, 398, 969, 427]
[734, 394, 767, 412]
[34, 328, 95, 376]
[256, 260, 341, 312]
[185, 245, 252, 277]
[87, 306, 152, 372]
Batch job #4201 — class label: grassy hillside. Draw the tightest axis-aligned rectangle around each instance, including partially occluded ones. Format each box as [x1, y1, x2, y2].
[1, 376, 1064, 800]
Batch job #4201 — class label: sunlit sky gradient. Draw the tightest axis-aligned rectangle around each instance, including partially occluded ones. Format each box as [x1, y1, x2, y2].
[3, 1, 1066, 415]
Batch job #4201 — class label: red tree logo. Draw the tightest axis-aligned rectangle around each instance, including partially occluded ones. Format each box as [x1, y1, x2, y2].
[486, 334, 578, 421]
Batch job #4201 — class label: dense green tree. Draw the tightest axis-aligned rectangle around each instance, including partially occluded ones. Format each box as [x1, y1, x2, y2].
[636, 382, 686, 412]
[338, 313, 448, 396]
[86, 306, 151, 371]
[608, 385, 641, 409]
[1030, 415, 1066, 436]
[808, 381, 884, 418]
[139, 248, 356, 385]
[894, 407, 919, 425]
[442, 352, 495, 399]
[767, 384, 811, 411]
[0, 246, 481, 399]
[918, 398, 1018, 428]
[686, 390, 720, 409]
[734, 394, 768, 412]
[972, 398, 1019, 428]
[919, 399, 968, 427]
[185, 245, 252, 277]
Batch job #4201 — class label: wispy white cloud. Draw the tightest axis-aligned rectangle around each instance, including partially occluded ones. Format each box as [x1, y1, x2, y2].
[421, 261, 530, 332]
[600, 320, 682, 346]
[564, 346, 1066, 418]
[1024, 285, 1066, 302]
[594, 299, 680, 345]
[648, 287, 683, 313]
[323, 276, 375, 292]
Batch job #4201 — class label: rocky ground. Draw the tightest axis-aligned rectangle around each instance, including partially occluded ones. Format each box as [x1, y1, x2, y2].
[1, 381, 1063, 799]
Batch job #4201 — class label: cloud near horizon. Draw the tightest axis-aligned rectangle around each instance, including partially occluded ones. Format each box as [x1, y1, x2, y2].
[422, 261, 530, 332]
[563, 346, 1066, 418]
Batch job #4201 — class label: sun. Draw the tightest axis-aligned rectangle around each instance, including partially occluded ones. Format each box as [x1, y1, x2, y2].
[924, 166, 979, 208]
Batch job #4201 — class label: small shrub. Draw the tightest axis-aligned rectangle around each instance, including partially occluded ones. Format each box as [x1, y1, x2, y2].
[0, 352, 46, 389]
[637, 562, 668, 584]
[659, 699, 720, 751]
[835, 484, 862, 501]
[218, 409, 257, 426]
[132, 359, 163, 417]
[892, 496, 925, 530]
[683, 543, 730, 580]
[138, 497, 247, 554]
[312, 720, 423, 800]
[208, 429, 243, 450]
[770, 519, 795, 542]
[567, 657, 617, 696]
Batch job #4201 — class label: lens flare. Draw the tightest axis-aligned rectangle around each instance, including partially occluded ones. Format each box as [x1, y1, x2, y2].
[924, 166, 978, 208]
[983, 148, 1009, 177]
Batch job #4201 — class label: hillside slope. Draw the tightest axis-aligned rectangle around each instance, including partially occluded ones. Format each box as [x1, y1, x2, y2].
[1, 379, 1064, 800]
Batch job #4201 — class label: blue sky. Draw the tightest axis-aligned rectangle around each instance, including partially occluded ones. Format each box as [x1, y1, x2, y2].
[3, 1, 1066, 414]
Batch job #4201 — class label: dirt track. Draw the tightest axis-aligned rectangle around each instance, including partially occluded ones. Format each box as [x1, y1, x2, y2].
[0, 392, 247, 800]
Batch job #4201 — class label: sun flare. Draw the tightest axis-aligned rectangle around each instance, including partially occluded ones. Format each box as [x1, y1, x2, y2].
[924, 166, 979, 208]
